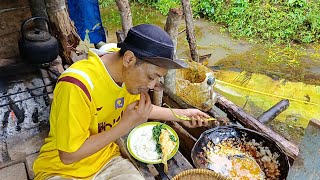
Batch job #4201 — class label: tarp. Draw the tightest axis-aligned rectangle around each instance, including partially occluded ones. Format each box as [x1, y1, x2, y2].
[68, 0, 106, 44]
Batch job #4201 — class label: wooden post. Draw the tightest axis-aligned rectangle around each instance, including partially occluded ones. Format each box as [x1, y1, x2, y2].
[28, 0, 48, 31]
[116, 0, 133, 36]
[164, 8, 183, 94]
[153, 8, 183, 106]
[45, 0, 81, 64]
[181, 0, 199, 62]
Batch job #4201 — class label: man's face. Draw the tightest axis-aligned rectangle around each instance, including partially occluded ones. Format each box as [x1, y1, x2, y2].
[124, 60, 168, 95]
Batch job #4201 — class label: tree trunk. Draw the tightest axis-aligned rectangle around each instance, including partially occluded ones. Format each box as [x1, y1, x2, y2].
[215, 94, 299, 160]
[181, 0, 199, 62]
[153, 8, 183, 106]
[45, 0, 81, 64]
[164, 8, 183, 94]
[116, 0, 133, 37]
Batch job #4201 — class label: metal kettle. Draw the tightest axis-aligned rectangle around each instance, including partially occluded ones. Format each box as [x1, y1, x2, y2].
[18, 17, 59, 64]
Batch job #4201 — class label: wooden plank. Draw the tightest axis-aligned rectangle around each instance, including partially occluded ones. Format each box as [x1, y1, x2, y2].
[215, 94, 299, 160]
[166, 121, 196, 165]
[116, 130, 194, 179]
[116, 136, 155, 180]
[0, 6, 31, 36]
[287, 119, 320, 179]
[0, 0, 29, 10]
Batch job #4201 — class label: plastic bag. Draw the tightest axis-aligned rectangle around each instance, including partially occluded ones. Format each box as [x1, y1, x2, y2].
[175, 60, 217, 111]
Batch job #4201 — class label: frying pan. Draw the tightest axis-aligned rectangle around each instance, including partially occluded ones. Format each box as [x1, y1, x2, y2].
[191, 125, 290, 180]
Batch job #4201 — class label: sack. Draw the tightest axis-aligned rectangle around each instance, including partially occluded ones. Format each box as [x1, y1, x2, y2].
[175, 61, 217, 111]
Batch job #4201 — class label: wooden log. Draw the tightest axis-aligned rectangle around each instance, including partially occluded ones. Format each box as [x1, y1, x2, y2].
[258, 99, 290, 123]
[181, 0, 199, 62]
[45, 0, 81, 64]
[153, 8, 183, 106]
[215, 94, 299, 160]
[28, 0, 48, 31]
[163, 8, 183, 94]
[116, 0, 133, 36]
[164, 8, 183, 60]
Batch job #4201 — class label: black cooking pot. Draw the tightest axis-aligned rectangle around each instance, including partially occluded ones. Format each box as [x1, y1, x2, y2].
[191, 125, 290, 180]
[18, 17, 59, 64]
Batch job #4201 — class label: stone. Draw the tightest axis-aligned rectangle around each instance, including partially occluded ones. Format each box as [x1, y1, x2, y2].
[0, 0, 29, 10]
[0, 139, 10, 166]
[0, 6, 31, 36]
[0, 6, 32, 59]
[0, 163, 28, 180]
[0, 32, 20, 59]
[26, 153, 39, 179]
[7, 128, 48, 161]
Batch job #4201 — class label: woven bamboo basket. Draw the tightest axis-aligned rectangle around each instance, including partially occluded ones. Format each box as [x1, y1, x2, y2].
[172, 169, 230, 180]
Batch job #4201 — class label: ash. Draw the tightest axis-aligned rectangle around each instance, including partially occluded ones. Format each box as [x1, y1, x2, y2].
[0, 77, 50, 137]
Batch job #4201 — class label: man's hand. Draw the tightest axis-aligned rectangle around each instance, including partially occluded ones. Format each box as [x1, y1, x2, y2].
[119, 91, 153, 133]
[174, 108, 210, 128]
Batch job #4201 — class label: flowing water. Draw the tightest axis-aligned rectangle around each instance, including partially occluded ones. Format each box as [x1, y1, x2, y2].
[100, 4, 320, 144]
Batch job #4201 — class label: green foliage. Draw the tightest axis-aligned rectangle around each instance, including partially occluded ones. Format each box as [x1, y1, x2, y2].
[133, 0, 180, 15]
[98, 0, 114, 8]
[197, 0, 320, 44]
[99, 0, 163, 31]
[140, 0, 320, 44]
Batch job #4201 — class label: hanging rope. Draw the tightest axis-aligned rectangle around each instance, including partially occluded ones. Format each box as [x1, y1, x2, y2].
[215, 79, 319, 106]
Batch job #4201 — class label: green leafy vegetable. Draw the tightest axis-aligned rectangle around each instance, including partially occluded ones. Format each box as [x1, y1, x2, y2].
[152, 124, 165, 154]
[169, 135, 177, 142]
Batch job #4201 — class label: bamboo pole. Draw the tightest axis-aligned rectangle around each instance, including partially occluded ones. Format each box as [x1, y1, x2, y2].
[181, 0, 199, 62]
[116, 0, 133, 37]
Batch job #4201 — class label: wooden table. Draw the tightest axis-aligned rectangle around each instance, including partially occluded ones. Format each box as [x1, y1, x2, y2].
[116, 134, 194, 180]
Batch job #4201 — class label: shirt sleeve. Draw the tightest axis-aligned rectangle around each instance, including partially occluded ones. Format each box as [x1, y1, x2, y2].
[52, 81, 92, 153]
